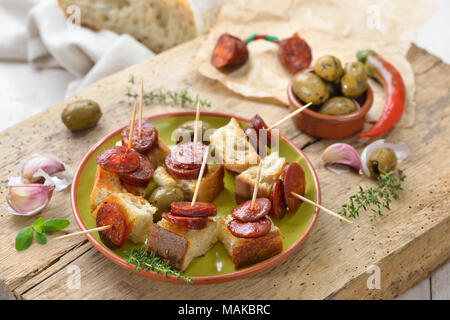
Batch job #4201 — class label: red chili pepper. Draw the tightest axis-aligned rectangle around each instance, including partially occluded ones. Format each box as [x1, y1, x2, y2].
[356, 50, 406, 138]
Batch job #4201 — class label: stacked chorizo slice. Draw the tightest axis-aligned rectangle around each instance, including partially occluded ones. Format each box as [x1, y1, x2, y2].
[269, 162, 306, 219]
[227, 198, 272, 238]
[95, 118, 158, 187]
[162, 202, 217, 230]
[164, 142, 208, 180]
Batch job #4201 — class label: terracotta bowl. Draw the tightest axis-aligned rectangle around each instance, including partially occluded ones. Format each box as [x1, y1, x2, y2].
[287, 73, 373, 139]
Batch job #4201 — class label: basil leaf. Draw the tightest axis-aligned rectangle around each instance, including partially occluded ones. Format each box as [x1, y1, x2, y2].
[41, 218, 70, 232]
[15, 226, 34, 251]
[32, 217, 45, 229]
[35, 229, 47, 245]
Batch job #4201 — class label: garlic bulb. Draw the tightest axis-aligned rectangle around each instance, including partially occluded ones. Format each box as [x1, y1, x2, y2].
[321, 143, 362, 174]
[21, 154, 66, 183]
[7, 184, 55, 216]
[20, 154, 73, 191]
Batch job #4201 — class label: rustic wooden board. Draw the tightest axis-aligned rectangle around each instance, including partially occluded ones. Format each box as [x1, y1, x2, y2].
[0, 38, 448, 300]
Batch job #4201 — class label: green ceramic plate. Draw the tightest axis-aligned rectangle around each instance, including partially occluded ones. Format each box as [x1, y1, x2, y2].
[71, 111, 320, 284]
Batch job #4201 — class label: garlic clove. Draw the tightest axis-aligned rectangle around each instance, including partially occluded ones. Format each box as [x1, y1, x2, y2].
[7, 184, 55, 216]
[361, 140, 409, 177]
[21, 154, 65, 183]
[321, 143, 362, 174]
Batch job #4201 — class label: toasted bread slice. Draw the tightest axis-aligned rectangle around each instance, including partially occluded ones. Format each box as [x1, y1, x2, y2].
[92, 193, 156, 244]
[215, 215, 283, 269]
[152, 164, 224, 202]
[234, 152, 286, 204]
[147, 138, 171, 167]
[210, 118, 259, 174]
[147, 218, 218, 271]
[90, 166, 127, 210]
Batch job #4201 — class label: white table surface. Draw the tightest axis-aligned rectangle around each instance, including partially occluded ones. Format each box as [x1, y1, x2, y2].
[0, 0, 448, 300]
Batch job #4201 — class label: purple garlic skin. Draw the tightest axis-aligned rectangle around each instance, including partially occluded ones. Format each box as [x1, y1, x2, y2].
[21, 154, 66, 183]
[7, 184, 55, 216]
[321, 143, 362, 174]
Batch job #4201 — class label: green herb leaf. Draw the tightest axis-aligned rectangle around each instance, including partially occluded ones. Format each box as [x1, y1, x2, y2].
[15, 226, 34, 251]
[35, 229, 47, 245]
[339, 170, 406, 221]
[32, 217, 45, 229]
[41, 218, 70, 232]
[125, 248, 193, 284]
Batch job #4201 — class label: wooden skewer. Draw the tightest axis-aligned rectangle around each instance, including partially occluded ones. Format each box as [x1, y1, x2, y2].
[138, 79, 144, 137]
[267, 102, 312, 131]
[192, 100, 201, 155]
[250, 161, 263, 210]
[127, 102, 137, 150]
[54, 225, 112, 240]
[191, 146, 210, 206]
[290, 192, 352, 224]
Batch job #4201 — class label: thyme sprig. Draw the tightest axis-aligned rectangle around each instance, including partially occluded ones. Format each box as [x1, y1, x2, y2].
[125, 247, 193, 284]
[126, 75, 211, 108]
[339, 170, 406, 221]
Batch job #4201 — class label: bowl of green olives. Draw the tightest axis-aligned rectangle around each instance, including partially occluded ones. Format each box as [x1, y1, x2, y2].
[287, 55, 373, 139]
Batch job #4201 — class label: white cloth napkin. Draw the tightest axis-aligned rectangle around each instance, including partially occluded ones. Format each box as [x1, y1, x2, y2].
[0, 0, 154, 97]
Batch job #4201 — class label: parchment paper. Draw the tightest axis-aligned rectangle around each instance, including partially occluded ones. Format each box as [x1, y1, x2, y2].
[197, 0, 437, 127]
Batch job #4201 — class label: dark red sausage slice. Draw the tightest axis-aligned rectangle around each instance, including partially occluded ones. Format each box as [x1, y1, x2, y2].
[164, 154, 205, 180]
[171, 142, 208, 169]
[170, 202, 217, 217]
[162, 212, 207, 230]
[211, 33, 249, 69]
[244, 126, 267, 158]
[96, 202, 129, 248]
[280, 162, 306, 212]
[269, 180, 286, 219]
[250, 114, 272, 148]
[231, 198, 272, 222]
[278, 33, 312, 74]
[119, 153, 155, 187]
[96, 146, 140, 173]
[121, 118, 158, 154]
[227, 217, 272, 238]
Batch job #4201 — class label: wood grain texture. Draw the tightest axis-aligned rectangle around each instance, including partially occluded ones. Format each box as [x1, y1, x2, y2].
[0, 38, 448, 300]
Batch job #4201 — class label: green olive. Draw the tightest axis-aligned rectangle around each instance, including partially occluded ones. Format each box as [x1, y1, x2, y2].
[172, 120, 215, 145]
[314, 55, 344, 82]
[292, 72, 329, 105]
[340, 61, 368, 98]
[319, 97, 357, 115]
[367, 147, 397, 178]
[149, 186, 184, 220]
[61, 100, 102, 131]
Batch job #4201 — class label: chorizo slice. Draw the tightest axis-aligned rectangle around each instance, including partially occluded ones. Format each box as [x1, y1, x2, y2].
[96, 202, 129, 248]
[227, 217, 272, 238]
[250, 114, 272, 148]
[96, 146, 140, 173]
[278, 33, 312, 74]
[162, 212, 207, 230]
[119, 153, 155, 187]
[164, 154, 204, 180]
[231, 198, 271, 222]
[244, 126, 267, 158]
[121, 118, 158, 154]
[171, 142, 208, 169]
[280, 162, 306, 212]
[211, 33, 249, 69]
[170, 202, 217, 217]
[269, 180, 286, 219]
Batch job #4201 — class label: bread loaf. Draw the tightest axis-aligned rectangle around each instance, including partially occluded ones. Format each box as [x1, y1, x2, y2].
[58, 0, 224, 53]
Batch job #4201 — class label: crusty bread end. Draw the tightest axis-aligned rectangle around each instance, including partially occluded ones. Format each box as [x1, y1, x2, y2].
[147, 218, 217, 270]
[215, 216, 283, 269]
